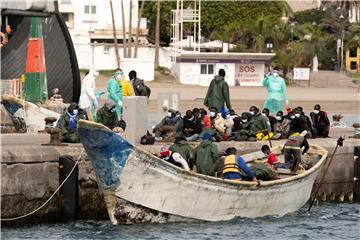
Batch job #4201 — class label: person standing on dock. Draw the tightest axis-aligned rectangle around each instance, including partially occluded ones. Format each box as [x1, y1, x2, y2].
[79, 68, 98, 121]
[107, 68, 123, 120]
[204, 69, 232, 112]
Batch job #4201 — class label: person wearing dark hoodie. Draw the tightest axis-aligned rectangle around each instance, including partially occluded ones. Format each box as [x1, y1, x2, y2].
[169, 133, 194, 169]
[182, 110, 202, 141]
[204, 69, 232, 111]
[96, 100, 118, 129]
[193, 132, 219, 176]
[59, 103, 83, 143]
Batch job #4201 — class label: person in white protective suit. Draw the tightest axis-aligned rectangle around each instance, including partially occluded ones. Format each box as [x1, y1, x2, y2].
[79, 68, 99, 121]
[262, 69, 289, 115]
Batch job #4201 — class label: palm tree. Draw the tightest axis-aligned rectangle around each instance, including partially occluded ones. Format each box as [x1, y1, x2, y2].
[109, 0, 120, 68]
[121, 0, 127, 58]
[134, 0, 145, 58]
[209, 23, 240, 51]
[127, 0, 133, 58]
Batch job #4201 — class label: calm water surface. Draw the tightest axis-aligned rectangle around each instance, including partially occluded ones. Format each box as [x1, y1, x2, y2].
[2, 203, 359, 240]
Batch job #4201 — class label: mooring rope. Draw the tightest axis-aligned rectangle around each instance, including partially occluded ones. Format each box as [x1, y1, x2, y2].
[1, 149, 84, 221]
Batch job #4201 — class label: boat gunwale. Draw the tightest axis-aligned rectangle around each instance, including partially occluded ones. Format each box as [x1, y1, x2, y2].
[78, 120, 329, 188]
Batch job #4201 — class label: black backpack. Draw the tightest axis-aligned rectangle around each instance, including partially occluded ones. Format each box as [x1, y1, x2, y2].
[141, 131, 155, 145]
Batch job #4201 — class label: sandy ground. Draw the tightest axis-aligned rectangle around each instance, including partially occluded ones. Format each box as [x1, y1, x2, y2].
[94, 71, 359, 115]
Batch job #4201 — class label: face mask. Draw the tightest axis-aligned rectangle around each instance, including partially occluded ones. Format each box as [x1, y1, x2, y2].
[93, 71, 99, 77]
[295, 113, 300, 118]
[290, 115, 295, 119]
[110, 108, 116, 113]
[115, 74, 122, 80]
[242, 119, 248, 123]
[273, 72, 279, 78]
[313, 110, 320, 114]
[198, 114, 202, 118]
[226, 114, 231, 119]
[275, 116, 282, 121]
[188, 116, 194, 121]
[262, 113, 267, 117]
[210, 112, 216, 118]
[73, 109, 78, 115]
[249, 111, 255, 116]
[167, 112, 172, 118]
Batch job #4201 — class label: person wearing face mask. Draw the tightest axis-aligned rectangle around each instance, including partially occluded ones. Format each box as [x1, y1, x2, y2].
[59, 103, 83, 143]
[222, 108, 234, 137]
[262, 68, 289, 115]
[107, 68, 123, 120]
[289, 108, 309, 136]
[249, 106, 271, 139]
[204, 69, 232, 111]
[209, 107, 225, 141]
[153, 109, 182, 141]
[272, 111, 291, 140]
[96, 100, 118, 130]
[199, 108, 211, 129]
[232, 112, 253, 141]
[310, 104, 330, 138]
[262, 108, 276, 133]
[182, 110, 202, 141]
[79, 68, 99, 121]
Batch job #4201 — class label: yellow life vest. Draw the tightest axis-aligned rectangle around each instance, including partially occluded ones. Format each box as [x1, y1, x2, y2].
[222, 155, 240, 174]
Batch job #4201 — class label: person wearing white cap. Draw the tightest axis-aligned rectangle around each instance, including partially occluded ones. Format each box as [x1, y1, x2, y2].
[79, 68, 98, 121]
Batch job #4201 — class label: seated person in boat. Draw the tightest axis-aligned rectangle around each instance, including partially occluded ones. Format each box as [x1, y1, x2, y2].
[169, 133, 194, 170]
[153, 109, 183, 141]
[249, 106, 271, 140]
[159, 149, 190, 171]
[222, 147, 256, 181]
[261, 144, 280, 169]
[193, 132, 219, 176]
[96, 100, 117, 130]
[272, 111, 291, 140]
[182, 109, 202, 141]
[310, 104, 330, 138]
[283, 130, 309, 172]
[58, 103, 84, 143]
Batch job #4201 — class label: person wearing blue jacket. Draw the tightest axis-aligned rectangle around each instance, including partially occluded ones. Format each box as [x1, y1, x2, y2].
[107, 68, 123, 120]
[222, 147, 256, 181]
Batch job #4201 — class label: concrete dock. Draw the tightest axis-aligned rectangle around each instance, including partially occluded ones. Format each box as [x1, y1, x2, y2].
[1, 129, 359, 225]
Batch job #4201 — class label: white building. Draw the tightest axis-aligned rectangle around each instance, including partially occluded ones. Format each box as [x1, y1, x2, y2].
[58, 0, 161, 80]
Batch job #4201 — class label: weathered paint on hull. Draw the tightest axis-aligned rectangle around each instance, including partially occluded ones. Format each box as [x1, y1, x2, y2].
[78, 120, 328, 225]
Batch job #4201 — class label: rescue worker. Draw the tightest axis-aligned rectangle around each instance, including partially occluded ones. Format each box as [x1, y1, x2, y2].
[79, 68, 98, 121]
[129, 70, 151, 98]
[283, 130, 309, 172]
[262, 69, 289, 114]
[182, 110, 202, 141]
[193, 132, 219, 176]
[96, 100, 118, 130]
[310, 104, 330, 138]
[107, 68, 123, 120]
[204, 69, 232, 111]
[121, 74, 133, 97]
[159, 149, 190, 171]
[222, 147, 256, 181]
[169, 133, 194, 169]
[59, 103, 83, 143]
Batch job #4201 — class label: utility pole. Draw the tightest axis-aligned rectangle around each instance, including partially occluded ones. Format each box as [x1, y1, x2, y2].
[155, 0, 160, 69]
[127, 0, 133, 58]
[134, 0, 144, 58]
[110, 0, 120, 68]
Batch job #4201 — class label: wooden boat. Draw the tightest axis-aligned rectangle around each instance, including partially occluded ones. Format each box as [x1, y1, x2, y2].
[78, 120, 328, 225]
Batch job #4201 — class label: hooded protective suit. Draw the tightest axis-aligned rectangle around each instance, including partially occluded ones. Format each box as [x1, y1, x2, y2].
[262, 74, 288, 115]
[107, 74, 123, 120]
[204, 75, 231, 111]
[79, 69, 98, 109]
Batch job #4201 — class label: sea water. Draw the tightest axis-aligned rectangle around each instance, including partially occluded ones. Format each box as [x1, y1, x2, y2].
[2, 203, 359, 240]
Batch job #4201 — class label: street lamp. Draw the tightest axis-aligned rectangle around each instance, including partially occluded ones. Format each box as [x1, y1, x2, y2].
[290, 22, 295, 84]
[266, 42, 273, 53]
[339, 13, 345, 72]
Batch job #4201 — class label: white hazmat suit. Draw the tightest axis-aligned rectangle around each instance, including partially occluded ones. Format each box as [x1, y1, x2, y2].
[79, 69, 98, 109]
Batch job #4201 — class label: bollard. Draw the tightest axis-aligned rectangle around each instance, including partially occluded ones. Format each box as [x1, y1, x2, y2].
[354, 146, 360, 202]
[38, 116, 57, 133]
[42, 117, 67, 146]
[59, 155, 79, 221]
[348, 191, 354, 202]
[321, 193, 327, 202]
[338, 192, 344, 202]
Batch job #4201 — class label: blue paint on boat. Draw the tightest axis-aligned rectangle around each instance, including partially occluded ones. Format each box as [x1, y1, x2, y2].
[78, 126, 133, 190]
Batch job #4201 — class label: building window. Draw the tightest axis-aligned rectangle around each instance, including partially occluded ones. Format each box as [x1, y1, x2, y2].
[104, 46, 110, 54]
[350, 61, 357, 70]
[200, 64, 215, 75]
[349, 48, 357, 58]
[84, 5, 96, 14]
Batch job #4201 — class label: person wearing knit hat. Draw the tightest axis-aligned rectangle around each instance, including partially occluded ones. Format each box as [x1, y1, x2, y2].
[96, 100, 118, 130]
